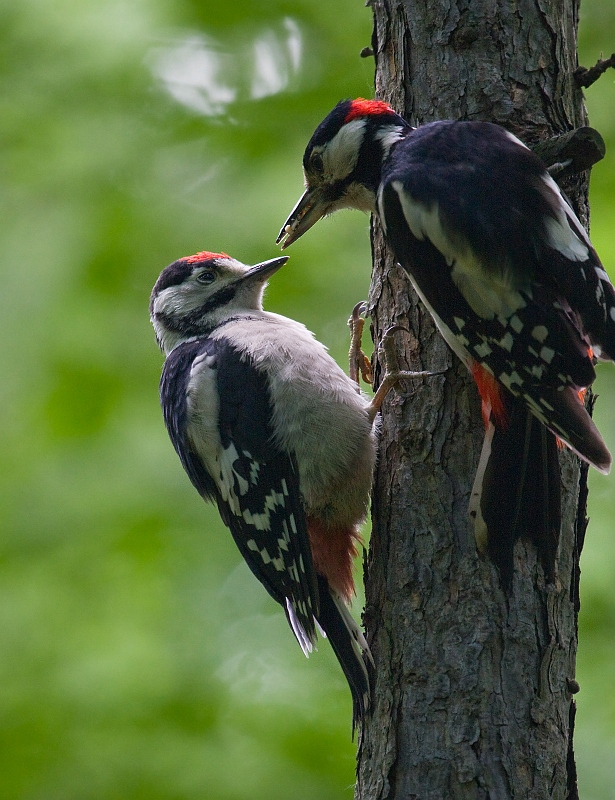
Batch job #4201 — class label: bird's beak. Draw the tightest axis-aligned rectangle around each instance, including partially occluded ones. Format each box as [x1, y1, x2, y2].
[276, 187, 329, 249]
[242, 256, 290, 282]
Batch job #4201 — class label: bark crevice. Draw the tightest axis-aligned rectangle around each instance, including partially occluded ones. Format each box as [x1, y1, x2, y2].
[356, 1, 590, 798]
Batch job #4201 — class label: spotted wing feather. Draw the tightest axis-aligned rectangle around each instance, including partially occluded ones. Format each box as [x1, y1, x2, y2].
[379, 121, 611, 471]
[160, 338, 320, 650]
[539, 186, 615, 361]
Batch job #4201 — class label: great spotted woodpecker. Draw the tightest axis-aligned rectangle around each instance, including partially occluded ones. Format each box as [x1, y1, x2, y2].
[278, 98, 614, 582]
[150, 250, 425, 727]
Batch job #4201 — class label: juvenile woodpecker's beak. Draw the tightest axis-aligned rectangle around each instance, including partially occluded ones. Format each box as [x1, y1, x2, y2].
[242, 256, 289, 282]
[276, 188, 329, 249]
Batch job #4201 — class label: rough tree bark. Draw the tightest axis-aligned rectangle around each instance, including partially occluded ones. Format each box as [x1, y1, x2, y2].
[357, 2, 594, 798]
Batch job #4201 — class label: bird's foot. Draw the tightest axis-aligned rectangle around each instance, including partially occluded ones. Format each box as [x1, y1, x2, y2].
[348, 302, 373, 387]
[367, 325, 439, 423]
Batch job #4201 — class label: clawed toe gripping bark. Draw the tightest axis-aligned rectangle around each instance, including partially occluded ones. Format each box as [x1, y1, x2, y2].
[348, 302, 441, 423]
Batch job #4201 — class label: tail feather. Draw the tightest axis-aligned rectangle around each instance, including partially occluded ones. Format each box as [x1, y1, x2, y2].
[314, 575, 373, 735]
[471, 395, 561, 589]
[524, 385, 611, 474]
[284, 597, 316, 657]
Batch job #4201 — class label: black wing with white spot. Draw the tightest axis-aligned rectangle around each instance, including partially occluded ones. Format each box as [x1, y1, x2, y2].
[380, 120, 611, 471]
[538, 179, 615, 362]
[160, 337, 320, 652]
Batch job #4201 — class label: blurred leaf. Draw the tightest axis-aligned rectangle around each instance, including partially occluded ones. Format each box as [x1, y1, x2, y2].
[1, 0, 614, 797]
[45, 360, 123, 438]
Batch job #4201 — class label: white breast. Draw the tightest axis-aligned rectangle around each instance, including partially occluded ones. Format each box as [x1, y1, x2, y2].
[212, 312, 378, 526]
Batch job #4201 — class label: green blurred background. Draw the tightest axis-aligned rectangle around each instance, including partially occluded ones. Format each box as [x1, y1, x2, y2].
[1, 1, 613, 798]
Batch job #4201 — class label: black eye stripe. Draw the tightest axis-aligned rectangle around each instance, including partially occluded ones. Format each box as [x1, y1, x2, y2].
[154, 285, 238, 335]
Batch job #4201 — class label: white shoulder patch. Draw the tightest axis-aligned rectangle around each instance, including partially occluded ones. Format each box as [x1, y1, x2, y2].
[391, 181, 527, 319]
[185, 357, 223, 476]
[391, 180, 449, 252]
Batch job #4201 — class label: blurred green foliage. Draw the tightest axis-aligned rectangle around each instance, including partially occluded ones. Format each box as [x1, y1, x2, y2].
[0, 1, 613, 797]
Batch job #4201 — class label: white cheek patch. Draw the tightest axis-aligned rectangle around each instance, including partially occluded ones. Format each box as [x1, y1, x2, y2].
[155, 282, 213, 318]
[540, 175, 590, 262]
[155, 285, 201, 316]
[323, 118, 367, 180]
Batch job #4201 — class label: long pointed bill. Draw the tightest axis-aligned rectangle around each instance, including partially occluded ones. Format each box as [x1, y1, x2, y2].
[276, 188, 329, 249]
[242, 256, 289, 282]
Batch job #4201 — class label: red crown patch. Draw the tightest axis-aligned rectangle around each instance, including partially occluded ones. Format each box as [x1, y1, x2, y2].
[184, 251, 229, 264]
[344, 98, 397, 123]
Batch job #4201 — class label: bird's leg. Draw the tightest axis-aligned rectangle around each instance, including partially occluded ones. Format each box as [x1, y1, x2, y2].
[367, 325, 439, 424]
[348, 302, 373, 387]
[348, 305, 441, 420]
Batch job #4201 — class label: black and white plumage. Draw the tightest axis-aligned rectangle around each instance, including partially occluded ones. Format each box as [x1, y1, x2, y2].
[150, 250, 378, 727]
[278, 98, 614, 583]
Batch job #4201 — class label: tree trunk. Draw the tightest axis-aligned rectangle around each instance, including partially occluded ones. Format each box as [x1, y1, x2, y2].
[357, 1, 590, 797]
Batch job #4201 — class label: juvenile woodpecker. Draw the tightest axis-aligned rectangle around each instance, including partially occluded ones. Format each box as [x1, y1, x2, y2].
[150, 250, 421, 726]
[278, 98, 614, 581]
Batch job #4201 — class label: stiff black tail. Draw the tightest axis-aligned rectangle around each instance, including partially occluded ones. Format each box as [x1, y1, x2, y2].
[471, 395, 561, 590]
[315, 575, 373, 735]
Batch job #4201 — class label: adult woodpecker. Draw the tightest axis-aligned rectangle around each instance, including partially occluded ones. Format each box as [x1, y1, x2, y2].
[150, 249, 424, 727]
[277, 98, 614, 583]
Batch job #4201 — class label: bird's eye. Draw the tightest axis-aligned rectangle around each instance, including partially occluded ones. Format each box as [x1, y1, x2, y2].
[310, 152, 324, 174]
[196, 271, 215, 284]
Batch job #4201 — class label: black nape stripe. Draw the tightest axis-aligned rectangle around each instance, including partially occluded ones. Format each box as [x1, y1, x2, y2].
[156, 284, 238, 336]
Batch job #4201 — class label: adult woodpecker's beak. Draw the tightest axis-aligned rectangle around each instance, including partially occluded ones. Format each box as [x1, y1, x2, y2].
[276, 187, 329, 249]
[242, 256, 290, 282]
